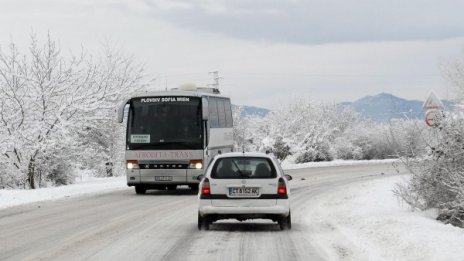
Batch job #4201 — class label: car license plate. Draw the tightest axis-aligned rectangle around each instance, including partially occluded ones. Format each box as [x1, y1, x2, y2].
[155, 176, 172, 181]
[228, 187, 259, 197]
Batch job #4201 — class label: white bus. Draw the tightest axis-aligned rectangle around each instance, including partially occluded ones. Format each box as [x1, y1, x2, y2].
[117, 87, 234, 194]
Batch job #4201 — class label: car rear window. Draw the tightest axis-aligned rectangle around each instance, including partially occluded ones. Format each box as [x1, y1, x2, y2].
[211, 157, 277, 179]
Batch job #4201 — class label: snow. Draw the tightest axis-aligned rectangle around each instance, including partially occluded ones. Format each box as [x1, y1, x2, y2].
[0, 160, 397, 210]
[282, 158, 398, 170]
[304, 175, 464, 261]
[0, 176, 126, 210]
[2, 160, 464, 261]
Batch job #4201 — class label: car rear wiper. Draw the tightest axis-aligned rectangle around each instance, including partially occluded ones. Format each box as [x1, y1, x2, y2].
[231, 160, 248, 178]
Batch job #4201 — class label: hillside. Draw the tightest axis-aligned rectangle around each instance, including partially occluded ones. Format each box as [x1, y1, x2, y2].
[341, 93, 453, 122]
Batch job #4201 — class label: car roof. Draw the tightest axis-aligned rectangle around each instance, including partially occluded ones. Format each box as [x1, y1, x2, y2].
[214, 152, 274, 159]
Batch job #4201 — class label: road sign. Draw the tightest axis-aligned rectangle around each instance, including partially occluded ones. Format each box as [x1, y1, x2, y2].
[423, 91, 444, 127]
[425, 109, 442, 127]
[423, 91, 444, 111]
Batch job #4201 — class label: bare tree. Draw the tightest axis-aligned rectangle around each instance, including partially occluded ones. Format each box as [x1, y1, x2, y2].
[0, 33, 146, 188]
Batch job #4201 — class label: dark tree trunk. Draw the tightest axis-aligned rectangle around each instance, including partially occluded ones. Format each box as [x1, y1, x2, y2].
[27, 158, 36, 189]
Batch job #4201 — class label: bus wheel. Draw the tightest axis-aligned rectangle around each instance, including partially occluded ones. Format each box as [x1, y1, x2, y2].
[166, 185, 177, 190]
[135, 185, 146, 195]
[153, 185, 164, 190]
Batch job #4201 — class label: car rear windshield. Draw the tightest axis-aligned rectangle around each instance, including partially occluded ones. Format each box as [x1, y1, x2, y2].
[211, 157, 277, 179]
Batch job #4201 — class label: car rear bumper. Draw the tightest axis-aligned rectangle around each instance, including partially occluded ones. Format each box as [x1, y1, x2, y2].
[199, 200, 290, 216]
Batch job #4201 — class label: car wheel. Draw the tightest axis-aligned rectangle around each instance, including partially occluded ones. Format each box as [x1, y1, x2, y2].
[198, 213, 210, 231]
[286, 212, 292, 229]
[198, 213, 202, 230]
[135, 185, 146, 195]
[279, 212, 291, 230]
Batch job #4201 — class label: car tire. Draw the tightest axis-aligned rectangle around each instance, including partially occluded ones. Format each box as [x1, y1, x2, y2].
[135, 185, 146, 195]
[279, 212, 291, 230]
[198, 213, 210, 231]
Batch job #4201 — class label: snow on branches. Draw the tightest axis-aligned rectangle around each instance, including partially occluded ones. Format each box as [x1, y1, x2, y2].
[233, 99, 423, 164]
[395, 50, 464, 227]
[0, 34, 145, 189]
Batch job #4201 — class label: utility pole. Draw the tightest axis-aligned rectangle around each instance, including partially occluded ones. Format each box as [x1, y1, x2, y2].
[208, 71, 222, 90]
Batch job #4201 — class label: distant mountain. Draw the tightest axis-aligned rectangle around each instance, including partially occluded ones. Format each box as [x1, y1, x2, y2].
[233, 93, 453, 122]
[341, 93, 454, 122]
[232, 105, 270, 118]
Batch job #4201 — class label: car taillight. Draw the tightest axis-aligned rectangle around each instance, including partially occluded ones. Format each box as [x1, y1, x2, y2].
[189, 159, 203, 169]
[127, 160, 139, 169]
[201, 178, 210, 195]
[278, 177, 287, 195]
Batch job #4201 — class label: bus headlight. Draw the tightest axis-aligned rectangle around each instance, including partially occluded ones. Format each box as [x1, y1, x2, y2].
[127, 160, 140, 169]
[189, 160, 203, 169]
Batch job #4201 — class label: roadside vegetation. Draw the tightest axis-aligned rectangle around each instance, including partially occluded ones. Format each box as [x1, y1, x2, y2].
[233, 101, 427, 163]
[394, 52, 464, 227]
[0, 34, 146, 189]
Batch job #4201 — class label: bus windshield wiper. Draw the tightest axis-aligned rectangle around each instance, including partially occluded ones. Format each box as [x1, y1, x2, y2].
[130, 141, 198, 150]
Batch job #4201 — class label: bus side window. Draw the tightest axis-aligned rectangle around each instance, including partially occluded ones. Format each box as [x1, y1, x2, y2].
[224, 99, 233, 128]
[217, 98, 227, 128]
[209, 97, 219, 128]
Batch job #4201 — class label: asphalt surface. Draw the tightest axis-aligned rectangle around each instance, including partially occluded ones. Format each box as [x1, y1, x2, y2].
[0, 162, 405, 261]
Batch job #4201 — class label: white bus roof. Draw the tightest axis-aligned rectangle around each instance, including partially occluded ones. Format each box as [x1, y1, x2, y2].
[128, 89, 226, 100]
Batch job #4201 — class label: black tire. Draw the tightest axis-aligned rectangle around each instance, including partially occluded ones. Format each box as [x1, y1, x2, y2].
[198, 213, 210, 231]
[166, 185, 177, 190]
[135, 185, 146, 195]
[279, 212, 291, 230]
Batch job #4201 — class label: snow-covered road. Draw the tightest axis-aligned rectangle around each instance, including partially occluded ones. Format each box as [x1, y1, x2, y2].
[0, 163, 406, 261]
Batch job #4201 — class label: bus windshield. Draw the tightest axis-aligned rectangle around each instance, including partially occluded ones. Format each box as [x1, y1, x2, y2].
[127, 96, 203, 150]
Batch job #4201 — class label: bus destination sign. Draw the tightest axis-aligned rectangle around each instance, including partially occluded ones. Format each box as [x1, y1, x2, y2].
[140, 97, 190, 103]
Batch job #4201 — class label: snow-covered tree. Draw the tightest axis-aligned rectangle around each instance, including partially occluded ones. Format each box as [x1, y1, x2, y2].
[0, 34, 145, 188]
[233, 98, 428, 164]
[233, 99, 362, 163]
[395, 51, 464, 227]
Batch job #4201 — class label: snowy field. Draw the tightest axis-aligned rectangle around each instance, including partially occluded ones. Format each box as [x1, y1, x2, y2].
[0, 176, 127, 210]
[282, 158, 399, 170]
[305, 175, 464, 261]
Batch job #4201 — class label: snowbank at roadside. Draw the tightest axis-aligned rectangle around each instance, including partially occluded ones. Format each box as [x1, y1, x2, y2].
[303, 175, 464, 261]
[282, 158, 398, 170]
[0, 159, 398, 211]
[0, 176, 126, 210]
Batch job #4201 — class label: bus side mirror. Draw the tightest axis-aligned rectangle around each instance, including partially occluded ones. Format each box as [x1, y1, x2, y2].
[202, 97, 209, 121]
[117, 99, 130, 123]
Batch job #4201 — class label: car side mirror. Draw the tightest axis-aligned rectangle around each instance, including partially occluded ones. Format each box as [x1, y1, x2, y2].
[284, 174, 293, 181]
[197, 174, 205, 181]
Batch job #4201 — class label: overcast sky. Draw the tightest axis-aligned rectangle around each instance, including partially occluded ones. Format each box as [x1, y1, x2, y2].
[1, 0, 464, 108]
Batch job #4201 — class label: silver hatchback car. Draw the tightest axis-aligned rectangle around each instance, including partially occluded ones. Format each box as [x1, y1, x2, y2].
[197, 152, 292, 230]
